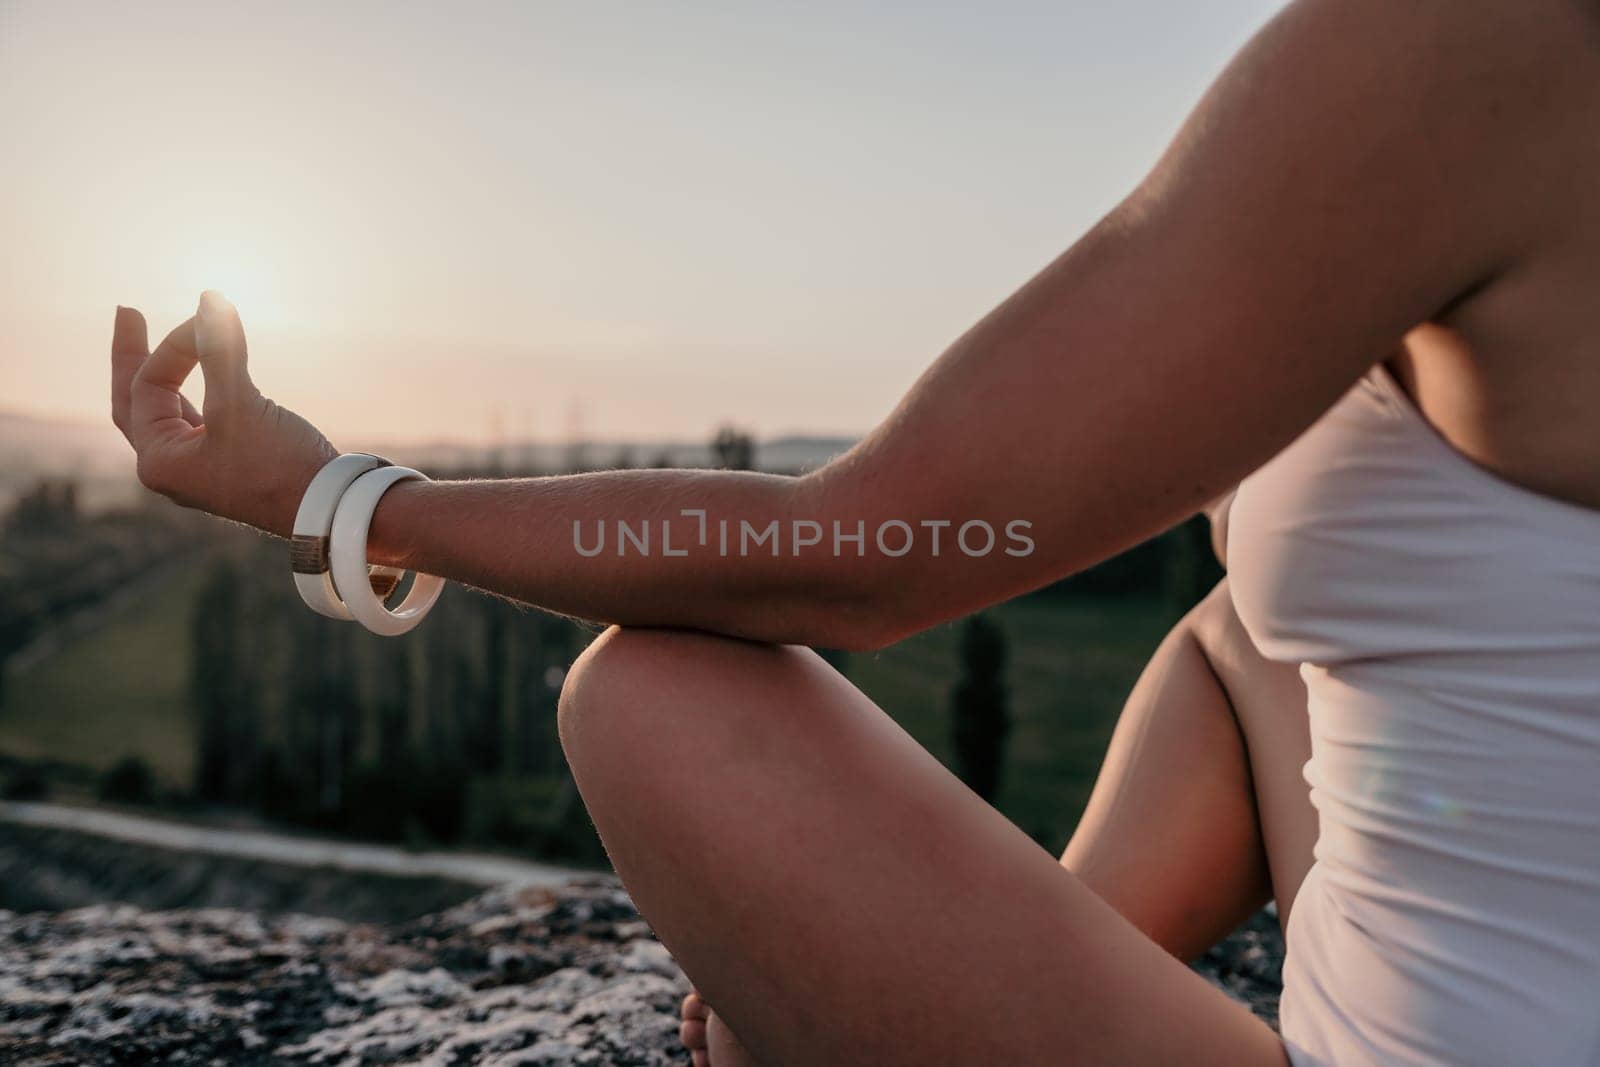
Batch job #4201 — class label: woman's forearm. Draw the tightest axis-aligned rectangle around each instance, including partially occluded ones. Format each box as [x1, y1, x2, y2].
[365, 466, 901, 649]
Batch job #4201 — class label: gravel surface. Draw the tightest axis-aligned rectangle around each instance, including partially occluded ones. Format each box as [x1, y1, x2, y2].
[0, 878, 1284, 1065]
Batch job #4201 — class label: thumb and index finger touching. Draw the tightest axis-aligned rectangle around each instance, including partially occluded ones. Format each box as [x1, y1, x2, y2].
[192, 289, 254, 404]
[127, 291, 253, 442]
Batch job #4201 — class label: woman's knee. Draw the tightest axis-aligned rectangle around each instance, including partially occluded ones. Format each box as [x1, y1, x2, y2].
[1183, 580, 1302, 702]
[1183, 578, 1239, 653]
[560, 626, 684, 759]
[557, 625, 800, 775]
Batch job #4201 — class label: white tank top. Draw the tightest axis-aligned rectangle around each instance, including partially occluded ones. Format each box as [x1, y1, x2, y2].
[1228, 365, 1600, 1066]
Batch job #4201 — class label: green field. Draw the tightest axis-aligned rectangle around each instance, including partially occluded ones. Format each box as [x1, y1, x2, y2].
[0, 562, 207, 788]
[1, 567, 1177, 855]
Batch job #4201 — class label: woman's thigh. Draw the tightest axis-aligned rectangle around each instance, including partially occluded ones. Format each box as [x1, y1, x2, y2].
[1189, 581, 1317, 921]
[1062, 588, 1276, 960]
[559, 626, 1288, 1067]
[1064, 581, 1317, 953]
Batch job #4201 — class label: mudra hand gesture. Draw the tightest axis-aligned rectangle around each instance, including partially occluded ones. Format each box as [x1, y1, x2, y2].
[109, 291, 338, 537]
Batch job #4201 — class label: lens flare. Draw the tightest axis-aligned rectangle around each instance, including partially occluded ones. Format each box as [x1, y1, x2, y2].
[177, 243, 284, 327]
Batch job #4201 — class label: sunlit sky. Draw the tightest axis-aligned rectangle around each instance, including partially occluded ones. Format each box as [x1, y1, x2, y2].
[1, 0, 1280, 443]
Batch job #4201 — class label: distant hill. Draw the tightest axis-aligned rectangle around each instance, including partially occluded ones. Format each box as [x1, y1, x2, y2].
[0, 408, 859, 510]
[0, 409, 139, 511]
[370, 433, 858, 476]
[0, 409, 131, 473]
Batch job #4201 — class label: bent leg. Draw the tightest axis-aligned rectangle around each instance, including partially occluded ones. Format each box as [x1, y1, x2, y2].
[1064, 581, 1315, 961]
[1190, 582, 1317, 923]
[560, 626, 1286, 1067]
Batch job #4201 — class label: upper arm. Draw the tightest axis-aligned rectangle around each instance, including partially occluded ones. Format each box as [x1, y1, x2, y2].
[814, 0, 1570, 642]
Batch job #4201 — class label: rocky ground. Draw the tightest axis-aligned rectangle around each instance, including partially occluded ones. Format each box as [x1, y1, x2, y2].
[0, 816, 1284, 1064]
[0, 876, 1284, 1066]
[0, 880, 687, 1066]
[1192, 905, 1285, 1029]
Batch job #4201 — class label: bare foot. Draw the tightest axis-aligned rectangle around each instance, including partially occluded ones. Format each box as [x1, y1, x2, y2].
[680, 990, 759, 1067]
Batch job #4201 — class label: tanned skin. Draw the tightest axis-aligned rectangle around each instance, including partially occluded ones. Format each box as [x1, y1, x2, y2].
[112, 2, 1600, 1062]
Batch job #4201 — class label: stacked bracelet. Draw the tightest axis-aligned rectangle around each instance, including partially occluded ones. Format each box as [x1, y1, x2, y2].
[290, 453, 443, 634]
[329, 466, 445, 636]
[290, 453, 405, 620]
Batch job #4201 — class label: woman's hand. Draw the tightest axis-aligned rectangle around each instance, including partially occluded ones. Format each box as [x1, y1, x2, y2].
[110, 291, 338, 538]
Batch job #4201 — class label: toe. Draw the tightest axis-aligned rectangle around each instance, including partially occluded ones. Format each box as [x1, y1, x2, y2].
[682, 991, 710, 1022]
[681, 1017, 708, 1050]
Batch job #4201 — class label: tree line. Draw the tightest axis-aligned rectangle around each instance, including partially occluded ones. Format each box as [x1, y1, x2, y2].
[190, 534, 601, 858]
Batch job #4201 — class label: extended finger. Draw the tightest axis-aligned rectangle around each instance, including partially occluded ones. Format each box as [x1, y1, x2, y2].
[193, 290, 254, 406]
[113, 307, 202, 437]
[110, 306, 149, 438]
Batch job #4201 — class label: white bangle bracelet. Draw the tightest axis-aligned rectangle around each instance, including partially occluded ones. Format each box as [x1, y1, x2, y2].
[329, 465, 445, 636]
[290, 453, 407, 620]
